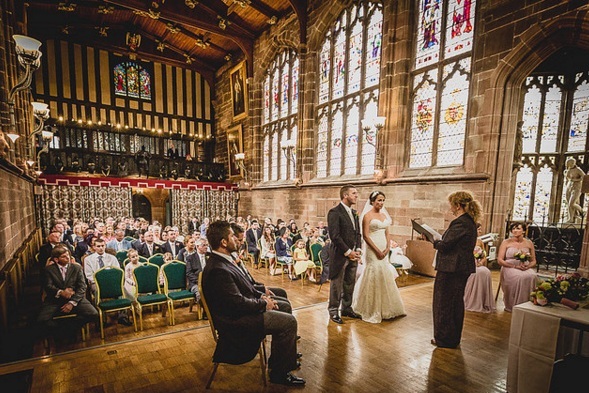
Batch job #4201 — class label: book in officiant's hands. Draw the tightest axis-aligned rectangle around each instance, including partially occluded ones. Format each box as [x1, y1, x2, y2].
[411, 219, 442, 243]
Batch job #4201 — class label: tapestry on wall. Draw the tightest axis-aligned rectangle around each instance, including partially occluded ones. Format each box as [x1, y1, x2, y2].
[171, 189, 238, 235]
[41, 185, 132, 233]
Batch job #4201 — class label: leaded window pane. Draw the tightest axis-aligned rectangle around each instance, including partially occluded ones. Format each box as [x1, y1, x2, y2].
[410, 70, 438, 168]
[263, 133, 269, 182]
[365, 8, 383, 88]
[316, 0, 382, 178]
[444, 0, 475, 59]
[437, 59, 469, 166]
[416, 0, 443, 69]
[330, 108, 344, 177]
[261, 50, 299, 181]
[512, 165, 533, 221]
[540, 83, 564, 153]
[113, 61, 151, 101]
[361, 97, 378, 175]
[317, 111, 328, 178]
[345, 103, 360, 175]
[522, 81, 542, 154]
[533, 165, 554, 221]
[569, 78, 589, 152]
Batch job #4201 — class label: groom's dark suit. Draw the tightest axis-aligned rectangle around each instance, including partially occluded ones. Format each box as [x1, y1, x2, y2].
[327, 202, 362, 318]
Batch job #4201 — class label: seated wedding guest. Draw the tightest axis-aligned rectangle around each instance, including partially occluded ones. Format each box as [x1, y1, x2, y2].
[288, 221, 299, 240]
[159, 252, 174, 286]
[179, 237, 203, 302]
[245, 220, 262, 267]
[497, 222, 537, 312]
[84, 238, 121, 294]
[188, 217, 200, 235]
[319, 239, 331, 283]
[103, 225, 116, 243]
[293, 239, 317, 282]
[308, 228, 325, 247]
[162, 226, 184, 259]
[38, 231, 70, 273]
[232, 224, 292, 313]
[106, 229, 132, 252]
[37, 246, 98, 334]
[260, 226, 277, 275]
[131, 230, 145, 251]
[317, 221, 329, 240]
[202, 221, 304, 386]
[137, 231, 165, 258]
[124, 249, 141, 301]
[275, 227, 296, 280]
[74, 230, 95, 264]
[463, 223, 496, 313]
[200, 217, 210, 238]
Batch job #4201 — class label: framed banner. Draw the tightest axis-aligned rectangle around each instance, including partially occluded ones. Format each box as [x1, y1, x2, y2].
[227, 124, 243, 178]
[230, 61, 248, 121]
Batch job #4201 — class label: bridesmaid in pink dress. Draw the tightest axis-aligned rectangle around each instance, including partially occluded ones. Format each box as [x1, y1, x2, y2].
[497, 222, 537, 312]
[463, 223, 496, 313]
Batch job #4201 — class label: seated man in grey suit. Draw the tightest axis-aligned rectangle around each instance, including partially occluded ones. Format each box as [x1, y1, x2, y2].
[106, 229, 132, 252]
[37, 246, 98, 333]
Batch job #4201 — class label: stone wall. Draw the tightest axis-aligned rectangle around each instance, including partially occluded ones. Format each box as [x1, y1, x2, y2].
[216, 0, 589, 245]
[0, 167, 36, 270]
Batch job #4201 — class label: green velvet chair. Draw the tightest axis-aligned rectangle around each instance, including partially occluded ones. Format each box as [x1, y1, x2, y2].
[94, 266, 137, 339]
[162, 261, 201, 323]
[147, 253, 165, 267]
[132, 263, 171, 330]
[115, 250, 128, 266]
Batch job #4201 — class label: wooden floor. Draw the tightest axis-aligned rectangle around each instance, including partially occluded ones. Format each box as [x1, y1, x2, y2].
[0, 268, 513, 393]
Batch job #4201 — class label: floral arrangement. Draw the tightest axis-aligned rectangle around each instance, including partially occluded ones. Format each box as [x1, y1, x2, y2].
[473, 247, 486, 260]
[513, 251, 531, 263]
[530, 273, 589, 308]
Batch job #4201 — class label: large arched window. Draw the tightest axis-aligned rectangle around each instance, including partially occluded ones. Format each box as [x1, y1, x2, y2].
[512, 62, 589, 224]
[262, 49, 299, 181]
[113, 61, 152, 100]
[316, 1, 383, 178]
[409, 0, 476, 168]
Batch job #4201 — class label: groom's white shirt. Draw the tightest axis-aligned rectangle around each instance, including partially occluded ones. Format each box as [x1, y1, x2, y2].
[340, 202, 358, 257]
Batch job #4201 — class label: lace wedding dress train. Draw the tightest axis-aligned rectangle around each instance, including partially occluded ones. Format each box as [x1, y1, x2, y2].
[352, 219, 406, 323]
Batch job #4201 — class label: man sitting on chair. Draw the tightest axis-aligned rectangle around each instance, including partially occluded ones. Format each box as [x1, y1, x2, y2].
[37, 246, 98, 333]
[202, 221, 305, 386]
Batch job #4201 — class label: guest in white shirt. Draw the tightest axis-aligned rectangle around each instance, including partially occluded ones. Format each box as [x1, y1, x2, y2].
[84, 238, 121, 294]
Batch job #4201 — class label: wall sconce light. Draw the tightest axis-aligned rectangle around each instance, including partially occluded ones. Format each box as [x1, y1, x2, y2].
[234, 152, 251, 189]
[361, 116, 386, 183]
[361, 116, 386, 163]
[7, 35, 42, 157]
[281, 139, 296, 166]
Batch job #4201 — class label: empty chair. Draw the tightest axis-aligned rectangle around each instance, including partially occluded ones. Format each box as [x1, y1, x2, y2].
[162, 261, 201, 324]
[133, 263, 171, 330]
[115, 250, 128, 266]
[94, 266, 137, 339]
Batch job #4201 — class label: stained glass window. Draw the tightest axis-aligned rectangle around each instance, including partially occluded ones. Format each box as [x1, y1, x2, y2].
[261, 49, 299, 181]
[113, 61, 151, 100]
[316, 1, 383, 178]
[409, 0, 476, 168]
[512, 71, 589, 223]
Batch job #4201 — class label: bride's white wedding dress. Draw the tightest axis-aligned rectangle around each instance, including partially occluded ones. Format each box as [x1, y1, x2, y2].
[352, 218, 406, 323]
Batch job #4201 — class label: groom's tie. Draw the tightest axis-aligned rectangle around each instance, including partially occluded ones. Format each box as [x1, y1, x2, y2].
[349, 209, 356, 230]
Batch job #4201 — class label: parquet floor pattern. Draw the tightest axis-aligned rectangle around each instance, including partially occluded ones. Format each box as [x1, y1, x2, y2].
[0, 268, 512, 393]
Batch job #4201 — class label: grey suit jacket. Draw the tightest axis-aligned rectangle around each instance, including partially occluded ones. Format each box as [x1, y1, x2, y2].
[44, 262, 87, 304]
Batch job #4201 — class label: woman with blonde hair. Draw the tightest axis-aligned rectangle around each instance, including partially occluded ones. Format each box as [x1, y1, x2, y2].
[431, 190, 481, 348]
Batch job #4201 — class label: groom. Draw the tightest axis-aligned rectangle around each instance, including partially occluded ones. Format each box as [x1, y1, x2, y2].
[327, 184, 362, 324]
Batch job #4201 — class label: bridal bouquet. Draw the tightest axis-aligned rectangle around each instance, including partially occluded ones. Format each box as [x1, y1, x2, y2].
[530, 273, 589, 308]
[513, 251, 531, 263]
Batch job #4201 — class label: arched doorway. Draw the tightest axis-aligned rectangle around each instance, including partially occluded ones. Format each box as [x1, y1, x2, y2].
[132, 193, 152, 222]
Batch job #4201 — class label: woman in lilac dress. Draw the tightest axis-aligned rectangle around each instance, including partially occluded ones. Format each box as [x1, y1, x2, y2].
[497, 222, 537, 312]
[463, 223, 496, 313]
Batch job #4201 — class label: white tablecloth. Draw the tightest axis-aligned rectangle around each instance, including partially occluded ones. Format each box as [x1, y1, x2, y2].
[507, 301, 589, 393]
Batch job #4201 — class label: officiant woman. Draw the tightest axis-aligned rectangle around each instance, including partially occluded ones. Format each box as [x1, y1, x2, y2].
[431, 190, 482, 349]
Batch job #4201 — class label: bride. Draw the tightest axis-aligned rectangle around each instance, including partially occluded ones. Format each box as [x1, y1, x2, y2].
[352, 191, 406, 323]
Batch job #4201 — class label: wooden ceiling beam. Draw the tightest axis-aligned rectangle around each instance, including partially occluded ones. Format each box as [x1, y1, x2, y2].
[105, 0, 253, 73]
[286, 0, 307, 45]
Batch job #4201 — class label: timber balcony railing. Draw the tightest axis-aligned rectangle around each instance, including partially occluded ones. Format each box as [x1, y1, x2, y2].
[38, 149, 227, 183]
